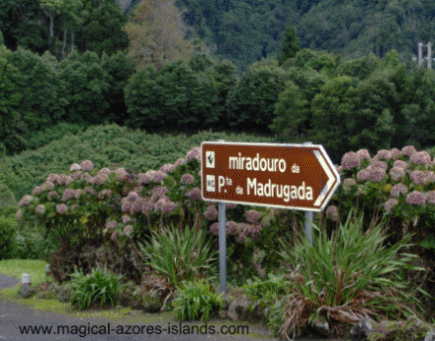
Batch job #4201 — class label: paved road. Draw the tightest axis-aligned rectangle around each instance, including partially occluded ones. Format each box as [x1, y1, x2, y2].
[0, 273, 339, 341]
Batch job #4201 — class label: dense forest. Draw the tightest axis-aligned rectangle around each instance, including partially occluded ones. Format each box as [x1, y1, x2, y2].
[1, 0, 435, 164]
[2, 0, 435, 72]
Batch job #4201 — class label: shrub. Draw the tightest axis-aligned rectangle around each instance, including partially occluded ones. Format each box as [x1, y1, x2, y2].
[69, 265, 124, 310]
[139, 225, 217, 289]
[269, 209, 428, 339]
[173, 280, 223, 321]
[0, 215, 18, 259]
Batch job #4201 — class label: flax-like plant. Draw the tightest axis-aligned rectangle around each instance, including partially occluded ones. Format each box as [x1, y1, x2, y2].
[139, 224, 217, 289]
[173, 280, 223, 321]
[69, 265, 124, 311]
[273, 209, 428, 339]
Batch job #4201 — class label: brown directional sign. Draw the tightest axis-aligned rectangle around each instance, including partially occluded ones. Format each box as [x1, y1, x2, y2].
[201, 141, 340, 212]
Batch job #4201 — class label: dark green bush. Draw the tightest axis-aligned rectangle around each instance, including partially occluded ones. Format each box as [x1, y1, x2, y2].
[0, 215, 18, 259]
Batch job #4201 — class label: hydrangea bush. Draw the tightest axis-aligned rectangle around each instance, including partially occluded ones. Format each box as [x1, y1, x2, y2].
[325, 146, 435, 248]
[17, 147, 293, 284]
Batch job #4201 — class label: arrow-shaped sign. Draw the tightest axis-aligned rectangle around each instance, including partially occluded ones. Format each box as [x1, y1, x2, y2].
[201, 142, 340, 212]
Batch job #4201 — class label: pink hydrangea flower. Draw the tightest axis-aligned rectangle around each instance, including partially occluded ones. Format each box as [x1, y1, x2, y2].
[71, 171, 83, 180]
[132, 197, 147, 213]
[186, 147, 201, 163]
[341, 152, 361, 170]
[406, 191, 426, 205]
[236, 231, 247, 243]
[106, 220, 118, 230]
[121, 201, 133, 213]
[175, 158, 185, 167]
[389, 148, 401, 160]
[115, 168, 127, 175]
[203, 205, 218, 221]
[85, 187, 95, 195]
[80, 160, 94, 172]
[35, 204, 45, 215]
[47, 191, 58, 200]
[245, 209, 263, 224]
[137, 173, 151, 185]
[210, 222, 219, 236]
[93, 174, 106, 186]
[70, 163, 82, 171]
[401, 145, 417, 157]
[152, 186, 168, 198]
[141, 202, 154, 215]
[389, 167, 405, 182]
[15, 210, 22, 221]
[159, 163, 176, 173]
[32, 186, 44, 195]
[356, 149, 371, 160]
[124, 225, 133, 235]
[111, 231, 118, 242]
[226, 221, 239, 235]
[46, 174, 59, 183]
[126, 191, 139, 202]
[161, 201, 176, 214]
[409, 170, 427, 186]
[426, 191, 435, 204]
[57, 174, 67, 185]
[427, 171, 435, 184]
[226, 203, 237, 209]
[18, 195, 34, 207]
[122, 215, 132, 224]
[384, 198, 398, 213]
[188, 187, 201, 201]
[56, 204, 68, 214]
[393, 160, 409, 170]
[342, 178, 356, 188]
[375, 149, 391, 160]
[97, 189, 112, 200]
[390, 184, 408, 197]
[118, 173, 130, 182]
[369, 167, 386, 183]
[81, 173, 92, 182]
[62, 188, 75, 201]
[153, 171, 167, 183]
[247, 224, 262, 238]
[42, 182, 55, 191]
[74, 189, 84, 199]
[326, 205, 339, 221]
[98, 167, 112, 176]
[180, 174, 195, 185]
[410, 151, 431, 165]
[356, 169, 370, 182]
[370, 160, 388, 170]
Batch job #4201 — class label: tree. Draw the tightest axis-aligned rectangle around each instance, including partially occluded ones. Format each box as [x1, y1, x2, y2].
[309, 75, 359, 162]
[58, 51, 109, 124]
[278, 24, 300, 66]
[101, 51, 134, 125]
[225, 59, 289, 133]
[123, 0, 194, 71]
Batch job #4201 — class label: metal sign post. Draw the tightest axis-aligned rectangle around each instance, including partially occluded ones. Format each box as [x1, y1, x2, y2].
[201, 141, 340, 293]
[218, 202, 226, 294]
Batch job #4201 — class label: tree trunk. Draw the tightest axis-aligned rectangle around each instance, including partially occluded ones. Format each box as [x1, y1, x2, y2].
[71, 30, 75, 53]
[62, 28, 67, 59]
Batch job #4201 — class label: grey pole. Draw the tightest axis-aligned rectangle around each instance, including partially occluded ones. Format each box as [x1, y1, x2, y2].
[218, 201, 227, 293]
[428, 42, 432, 69]
[303, 141, 314, 246]
[216, 139, 227, 294]
[418, 42, 424, 67]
